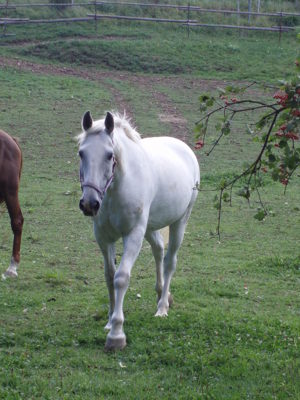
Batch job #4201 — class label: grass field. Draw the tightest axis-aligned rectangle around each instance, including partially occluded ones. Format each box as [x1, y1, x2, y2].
[1, 21, 298, 81]
[0, 13, 300, 400]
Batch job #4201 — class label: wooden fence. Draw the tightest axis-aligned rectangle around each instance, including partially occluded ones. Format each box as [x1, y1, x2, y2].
[0, 1, 298, 38]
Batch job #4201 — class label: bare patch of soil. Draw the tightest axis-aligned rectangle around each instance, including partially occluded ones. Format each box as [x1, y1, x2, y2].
[0, 56, 226, 141]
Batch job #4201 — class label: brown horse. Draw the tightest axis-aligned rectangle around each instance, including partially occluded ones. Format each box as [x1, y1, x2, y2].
[0, 129, 24, 279]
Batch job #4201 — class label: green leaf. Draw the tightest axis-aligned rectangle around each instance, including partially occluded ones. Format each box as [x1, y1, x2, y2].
[225, 85, 241, 94]
[199, 94, 210, 102]
[194, 122, 206, 135]
[279, 140, 288, 149]
[206, 97, 215, 107]
[287, 155, 297, 169]
[252, 136, 260, 143]
[214, 201, 221, 210]
[218, 179, 228, 190]
[215, 122, 222, 130]
[254, 209, 266, 221]
[221, 120, 231, 136]
[222, 192, 230, 202]
[237, 187, 250, 200]
[268, 154, 276, 163]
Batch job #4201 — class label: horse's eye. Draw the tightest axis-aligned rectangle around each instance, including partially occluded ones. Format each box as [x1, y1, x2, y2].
[107, 152, 113, 161]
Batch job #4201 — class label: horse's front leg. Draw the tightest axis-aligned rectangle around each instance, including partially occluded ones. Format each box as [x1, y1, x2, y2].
[100, 243, 116, 331]
[105, 227, 144, 351]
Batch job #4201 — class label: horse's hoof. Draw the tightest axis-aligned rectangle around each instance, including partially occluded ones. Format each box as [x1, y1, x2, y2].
[154, 310, 168, 317]
[105, 334, 126, 351]
[156, 302, 168, 316]
[2, 268, 18, 279]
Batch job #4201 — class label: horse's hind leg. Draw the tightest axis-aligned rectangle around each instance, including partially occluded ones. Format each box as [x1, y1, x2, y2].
[3, 194, 24, 278]
[155, 207, 193, 317]
[145, 230, 164, 301]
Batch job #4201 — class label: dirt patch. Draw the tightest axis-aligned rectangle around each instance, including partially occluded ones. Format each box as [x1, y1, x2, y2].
[0, 56, 227, 141]
[159, 114, 185, 124]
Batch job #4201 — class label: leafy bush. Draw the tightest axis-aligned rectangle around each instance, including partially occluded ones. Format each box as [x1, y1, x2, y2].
[195, 39, 300, 236]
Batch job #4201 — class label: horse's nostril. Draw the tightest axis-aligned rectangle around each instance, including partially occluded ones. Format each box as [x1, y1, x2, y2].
[79, 199, 85, 211]
[79, 198, 100, 215]
[91, 200, 100, 212]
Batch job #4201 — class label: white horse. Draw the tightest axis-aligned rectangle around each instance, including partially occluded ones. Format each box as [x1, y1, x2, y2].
[78, 111, 200, 350]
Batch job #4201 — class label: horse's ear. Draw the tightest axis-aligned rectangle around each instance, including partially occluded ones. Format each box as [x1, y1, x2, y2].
[105, 112, 114, 135]
[82, 111, 93, 131]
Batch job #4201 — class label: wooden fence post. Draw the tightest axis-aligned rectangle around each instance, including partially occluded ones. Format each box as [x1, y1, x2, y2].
[248, 0, 252, 24]
[94, 0, 97, 33]
[187, 2, 190, 38]
[3, 0, 9, 36]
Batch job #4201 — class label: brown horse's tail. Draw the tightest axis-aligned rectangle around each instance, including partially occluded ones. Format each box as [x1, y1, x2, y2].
[12, 137, 23, 178]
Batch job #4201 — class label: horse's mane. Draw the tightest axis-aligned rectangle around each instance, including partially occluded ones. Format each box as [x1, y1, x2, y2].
[77, 112, 141, 145]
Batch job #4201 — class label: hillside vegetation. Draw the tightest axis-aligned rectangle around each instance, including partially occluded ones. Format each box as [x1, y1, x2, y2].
[0, 1, 299, 81]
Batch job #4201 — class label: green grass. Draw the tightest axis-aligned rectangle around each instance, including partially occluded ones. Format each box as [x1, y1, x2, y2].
[1, 24, 298, 82]
[0, 1, 299, 82]
[0, 13, 300, 399]
[0, 61, 300, 399]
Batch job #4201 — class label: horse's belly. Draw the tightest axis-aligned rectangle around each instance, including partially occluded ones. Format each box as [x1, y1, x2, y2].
[144, 138, 199, 230]
[147, 182, 194, 230]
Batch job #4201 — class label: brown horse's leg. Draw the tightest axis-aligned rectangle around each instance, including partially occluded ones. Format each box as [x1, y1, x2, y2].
[3, 194, 24, 278]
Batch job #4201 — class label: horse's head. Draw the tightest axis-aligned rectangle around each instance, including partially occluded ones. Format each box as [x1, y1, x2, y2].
[78, 111, 116, 216]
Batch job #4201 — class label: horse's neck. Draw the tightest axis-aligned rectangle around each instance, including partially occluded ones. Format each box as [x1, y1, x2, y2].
[114, 133, 143, 180]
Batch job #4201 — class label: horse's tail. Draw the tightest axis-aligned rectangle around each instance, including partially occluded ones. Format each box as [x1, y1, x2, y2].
[12, 137, 23, 178]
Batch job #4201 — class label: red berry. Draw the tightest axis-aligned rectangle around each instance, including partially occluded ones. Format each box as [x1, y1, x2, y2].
[292, 109, 300, 117]
[195, 140, 204, 149]
[280, 178, 288, 185]
[285, 132, 299, 140]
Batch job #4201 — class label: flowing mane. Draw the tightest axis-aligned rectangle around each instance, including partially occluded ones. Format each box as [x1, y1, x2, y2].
[77, 112, 141, 145]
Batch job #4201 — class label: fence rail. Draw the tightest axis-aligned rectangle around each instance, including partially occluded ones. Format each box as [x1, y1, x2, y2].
[0, 17, 94, 25]
[186, 22, 293, 32]
[87, 13, 196, 24]
[0, 1, 298, 37]
[1, 1, 300, 17]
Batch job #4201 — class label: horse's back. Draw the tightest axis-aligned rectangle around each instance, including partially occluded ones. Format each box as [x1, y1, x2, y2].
[142, 137, 199, 230]
[0, 130, 22, 194]
[142, 136, 199, 183]
[0, 129, 21, 159]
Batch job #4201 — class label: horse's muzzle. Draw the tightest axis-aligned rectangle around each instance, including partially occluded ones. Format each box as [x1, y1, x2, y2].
[79, 197, 100, 216]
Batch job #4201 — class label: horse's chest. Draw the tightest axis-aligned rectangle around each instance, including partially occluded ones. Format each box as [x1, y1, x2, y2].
[96, 198, 144, 238]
